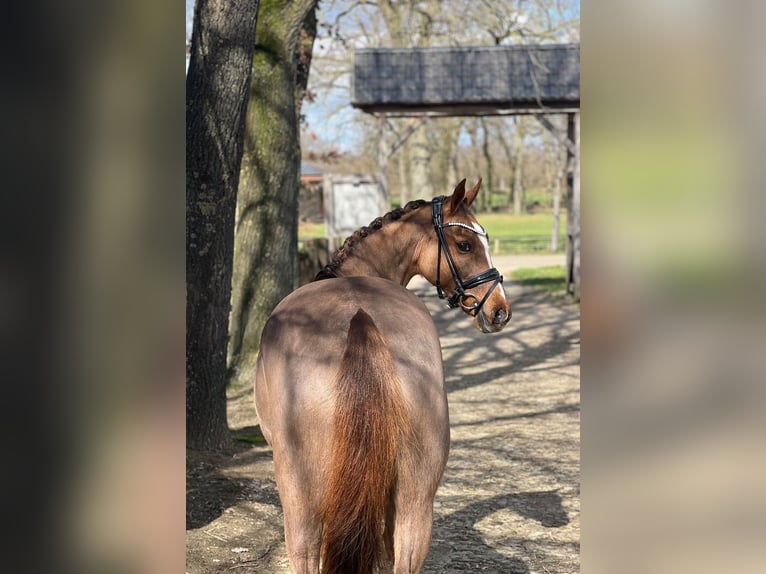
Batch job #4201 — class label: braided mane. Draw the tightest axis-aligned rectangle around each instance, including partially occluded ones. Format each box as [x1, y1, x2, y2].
[314, 199, 430, 281]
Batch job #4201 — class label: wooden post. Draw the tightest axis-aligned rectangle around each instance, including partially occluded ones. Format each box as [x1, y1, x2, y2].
[565, 112, 580, 300]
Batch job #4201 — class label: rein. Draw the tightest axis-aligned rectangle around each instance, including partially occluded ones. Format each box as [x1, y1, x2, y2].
[431, 196, 503, 316]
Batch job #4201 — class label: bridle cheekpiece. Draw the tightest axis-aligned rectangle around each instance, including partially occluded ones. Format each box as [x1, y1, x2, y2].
[431, 196, 503, 316]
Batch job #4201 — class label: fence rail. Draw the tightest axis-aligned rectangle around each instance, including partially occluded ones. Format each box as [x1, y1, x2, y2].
[491, 235, 564, 254]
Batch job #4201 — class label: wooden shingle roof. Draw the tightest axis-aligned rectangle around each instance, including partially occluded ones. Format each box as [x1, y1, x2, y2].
[352, 43, 579, 115]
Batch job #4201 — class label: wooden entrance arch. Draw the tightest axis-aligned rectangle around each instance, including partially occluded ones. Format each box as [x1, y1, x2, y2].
[351, 43, 580, 299]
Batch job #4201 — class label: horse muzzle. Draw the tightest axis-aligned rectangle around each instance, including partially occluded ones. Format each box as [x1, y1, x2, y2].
[475, 306, 511, 333]
[472, 288, 511, 333]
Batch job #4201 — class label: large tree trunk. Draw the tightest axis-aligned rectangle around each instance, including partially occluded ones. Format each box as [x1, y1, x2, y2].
[228, 0, 317, 388]
[186, 0, 260, 450]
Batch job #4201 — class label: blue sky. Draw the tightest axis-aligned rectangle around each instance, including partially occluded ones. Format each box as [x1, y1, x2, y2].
[185, 1, 193, 39]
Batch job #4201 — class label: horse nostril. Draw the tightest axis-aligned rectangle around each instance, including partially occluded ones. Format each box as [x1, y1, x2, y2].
[493, 308, 509, 324]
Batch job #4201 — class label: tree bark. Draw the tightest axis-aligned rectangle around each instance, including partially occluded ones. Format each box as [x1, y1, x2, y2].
[186, 0, 260, 450]
[228, 0, 318, 388]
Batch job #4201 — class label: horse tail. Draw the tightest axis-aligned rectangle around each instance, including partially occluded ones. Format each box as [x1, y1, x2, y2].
[319, 309, 410, 574]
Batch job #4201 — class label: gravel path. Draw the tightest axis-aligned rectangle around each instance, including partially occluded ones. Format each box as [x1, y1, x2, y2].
[186, 254, 580, 573]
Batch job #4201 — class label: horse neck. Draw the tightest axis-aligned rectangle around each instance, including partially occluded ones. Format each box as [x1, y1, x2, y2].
[333, 208, 430, 285]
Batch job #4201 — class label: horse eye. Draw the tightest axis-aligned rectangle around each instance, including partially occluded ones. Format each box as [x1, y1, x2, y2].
[456, 241, 471, 253]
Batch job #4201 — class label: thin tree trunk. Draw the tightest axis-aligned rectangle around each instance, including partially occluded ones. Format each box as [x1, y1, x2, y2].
[480, 118, 494, 212]
[377, 116, 390, 208]
[469, 118, 480, 184]
[432, 118, 457, 194]
[496, 119, 515, 209]
[398, 141, 409, 205]
[512, 117, 525, 215]
[551, 154, 563, 252]
[228, 0, 318, 389]
[409, 118, 433, 198]
[186, 0, 260, 450]
[543, 124, 564, 252]
[448, 138, 459, 190]
[377, 1, 434, 200]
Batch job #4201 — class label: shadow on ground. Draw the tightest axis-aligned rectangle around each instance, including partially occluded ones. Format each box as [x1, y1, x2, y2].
[186, 284, 580, 573]
[186, 425, 279, 530]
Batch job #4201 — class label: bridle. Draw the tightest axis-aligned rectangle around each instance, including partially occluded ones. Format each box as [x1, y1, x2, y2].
[431, 196, 503, 315]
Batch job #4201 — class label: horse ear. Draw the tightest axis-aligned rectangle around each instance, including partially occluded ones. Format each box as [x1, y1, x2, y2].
[464, 178, 482, 207]
[449, 179, 467, 211]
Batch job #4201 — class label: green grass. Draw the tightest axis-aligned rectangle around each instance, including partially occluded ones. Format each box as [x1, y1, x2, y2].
[298, 220, 325, 239]
[231, 427, 267, 444]
[474, 212, 566, 239]
[511, 265, 567, 295]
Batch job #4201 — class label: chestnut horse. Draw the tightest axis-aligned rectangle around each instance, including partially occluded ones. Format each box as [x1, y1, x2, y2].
[254, 179, 511, 573]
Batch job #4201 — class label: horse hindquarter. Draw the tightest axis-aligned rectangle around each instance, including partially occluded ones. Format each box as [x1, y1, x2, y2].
[256, 278, 448, 574]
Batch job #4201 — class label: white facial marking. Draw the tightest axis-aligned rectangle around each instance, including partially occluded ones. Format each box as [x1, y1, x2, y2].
[471, 221, 508, 303]
[471, 221, 493, 266]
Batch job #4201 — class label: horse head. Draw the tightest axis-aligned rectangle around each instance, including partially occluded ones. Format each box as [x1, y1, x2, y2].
[422, 178, 512, 334]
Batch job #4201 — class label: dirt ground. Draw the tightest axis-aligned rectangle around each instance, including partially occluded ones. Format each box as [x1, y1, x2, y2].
[187, 255, 580, 573]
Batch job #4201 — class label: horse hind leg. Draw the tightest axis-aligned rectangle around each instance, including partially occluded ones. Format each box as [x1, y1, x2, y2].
[281, 500, 321, 573]
[390, 499, 435, 574]
[273, 458, 321, 573]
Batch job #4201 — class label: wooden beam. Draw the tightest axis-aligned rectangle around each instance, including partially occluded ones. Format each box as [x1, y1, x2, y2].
[358, 103, 580, 117]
